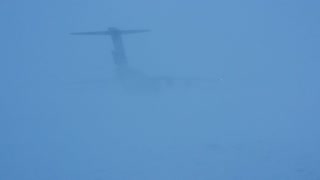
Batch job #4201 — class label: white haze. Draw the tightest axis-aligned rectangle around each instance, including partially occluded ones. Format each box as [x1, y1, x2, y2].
[1, 0, 320, 179]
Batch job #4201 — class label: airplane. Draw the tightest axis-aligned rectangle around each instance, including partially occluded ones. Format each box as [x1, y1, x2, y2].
[71, 27, 216, 92]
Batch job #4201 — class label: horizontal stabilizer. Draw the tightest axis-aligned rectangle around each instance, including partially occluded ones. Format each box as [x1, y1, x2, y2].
[120, 29, 151, 34]
[71, 28, 150, 36]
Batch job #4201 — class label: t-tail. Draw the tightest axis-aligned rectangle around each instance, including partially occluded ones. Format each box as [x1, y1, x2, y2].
[71, 27, 150, 79]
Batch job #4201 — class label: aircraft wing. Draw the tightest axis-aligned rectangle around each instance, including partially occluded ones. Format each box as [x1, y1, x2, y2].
[150, 76, 220, 87]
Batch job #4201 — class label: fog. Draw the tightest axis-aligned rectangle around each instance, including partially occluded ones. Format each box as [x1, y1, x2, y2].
[1, 0, 320, 179]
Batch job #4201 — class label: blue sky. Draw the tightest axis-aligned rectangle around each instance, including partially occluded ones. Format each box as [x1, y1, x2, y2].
[1, 0, 320, 179]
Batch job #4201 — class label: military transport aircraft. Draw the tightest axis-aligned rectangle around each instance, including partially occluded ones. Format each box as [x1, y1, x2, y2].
[71, 27, 215, 91]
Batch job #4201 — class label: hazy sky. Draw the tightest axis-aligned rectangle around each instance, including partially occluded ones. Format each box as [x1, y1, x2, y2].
[1, 0, 320, 179]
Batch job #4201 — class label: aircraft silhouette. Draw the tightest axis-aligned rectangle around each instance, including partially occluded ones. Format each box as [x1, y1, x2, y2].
[71, 27, 215, 91]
